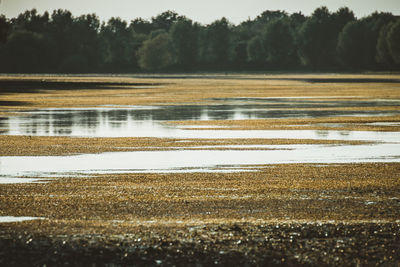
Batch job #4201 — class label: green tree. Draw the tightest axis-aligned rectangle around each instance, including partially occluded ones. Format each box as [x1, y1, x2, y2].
[338, 12, 394, 69]
[199, 18, 232, 68]
[247, 36, 266, 66]
[376, 22, 395, 66]
[387, 20, 400, 64]
[337, 20, 367, 69]
[1, 7, 399, 73]
[257, 10, 288, 23]
[298, 7, 354, 69]
[47, 9, 75, 70]
[99, 17, 140, 71]
[149, 29, 167, 39]
[4, 9, 55, 71]
[151, 11, 180, 32]
[69, 14, 101, 71]
[0, 30, 48, 72]
[289, 12, 306, 30]
[262, 18, 295, 67]
[12, 9, 50, 33]
[230, 20, 257, 69]
[131, 18, 153, 35]
[250, 10, 288, 36]
[363, 12, 394, 68]
[333, 7, 356, 32]
[169, 18, 198, 69]
[231, 41, 248, 69]
[0, 15, 10, 43]
[137, 33, 173, 71]
[298, 7, 332, 68]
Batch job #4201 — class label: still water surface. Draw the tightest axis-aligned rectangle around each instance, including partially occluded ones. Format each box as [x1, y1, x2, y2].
[2, 103, 400, 137]
[1, 98, 400, 179]
[1, 143, 400, 178]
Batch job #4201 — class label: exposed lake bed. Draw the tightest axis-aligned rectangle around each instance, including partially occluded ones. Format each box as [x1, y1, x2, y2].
[1, 74, 400, 265]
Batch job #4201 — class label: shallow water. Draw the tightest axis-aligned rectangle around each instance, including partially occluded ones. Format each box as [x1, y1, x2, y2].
[1, 98, 400, 137]
[0, 177, 45, 184]
[1, 143, 400, 178]
[1, 98, 400, 178]
[0, 216, 43, 223]
[2, 112, 400, 140]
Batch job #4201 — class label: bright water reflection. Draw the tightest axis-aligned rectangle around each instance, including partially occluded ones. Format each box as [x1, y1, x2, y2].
[1, 143, 400, 178]
[1, 99, 400, 178]
[0, 216, 43, 223]
[1, 99, 400, 137]
[0, 177, 45, 184]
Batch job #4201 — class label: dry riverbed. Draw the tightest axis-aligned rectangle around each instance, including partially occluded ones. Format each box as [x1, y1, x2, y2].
[1, 74, 400, 266]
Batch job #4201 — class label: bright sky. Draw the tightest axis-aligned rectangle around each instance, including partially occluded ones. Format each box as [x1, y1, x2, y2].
[0, 0, 399, 25]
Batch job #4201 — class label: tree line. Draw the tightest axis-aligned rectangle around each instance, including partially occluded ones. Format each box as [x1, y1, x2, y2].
[0, 7, 399, 73]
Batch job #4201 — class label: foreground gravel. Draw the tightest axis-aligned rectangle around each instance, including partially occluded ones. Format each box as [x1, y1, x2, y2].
[1, 222, 399, 266]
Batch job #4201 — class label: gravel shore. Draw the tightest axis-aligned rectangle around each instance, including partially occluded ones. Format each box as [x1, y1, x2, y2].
[1, 223, 399, 266]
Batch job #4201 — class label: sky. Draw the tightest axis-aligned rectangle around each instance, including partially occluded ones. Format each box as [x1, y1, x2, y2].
[0, 0, 399, 25]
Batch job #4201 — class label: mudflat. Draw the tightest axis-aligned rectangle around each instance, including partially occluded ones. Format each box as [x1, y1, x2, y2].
[0, 74, 400, 266]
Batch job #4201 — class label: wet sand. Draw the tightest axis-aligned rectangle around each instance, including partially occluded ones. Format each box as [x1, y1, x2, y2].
[1, 74, 400, 266]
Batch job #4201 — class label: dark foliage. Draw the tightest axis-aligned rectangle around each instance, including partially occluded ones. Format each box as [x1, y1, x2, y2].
[0, 7, 399, 73]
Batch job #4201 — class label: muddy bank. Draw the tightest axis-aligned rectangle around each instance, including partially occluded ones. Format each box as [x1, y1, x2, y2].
[0, 79, 163, 94]
[130, 74, 400, 83]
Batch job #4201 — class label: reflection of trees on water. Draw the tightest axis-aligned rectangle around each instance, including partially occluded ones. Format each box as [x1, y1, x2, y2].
[78, 110, 99, 129]
[0, 117, 9, 134]
[314, 130, 350, 139]
[19, 113, 74, 135]
[4, 104, 400, 136]
[316, 130, 329, 138]
[105, 109, 128, 128]
[10, 107, 206, 135]
[206, 105, 235, 120]
[132, 106, 204, 121]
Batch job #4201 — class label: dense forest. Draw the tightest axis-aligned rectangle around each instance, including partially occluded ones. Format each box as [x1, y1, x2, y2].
[0, 7, 399, 73]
